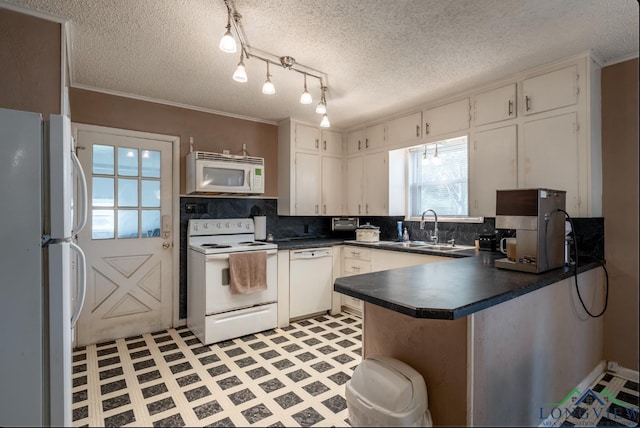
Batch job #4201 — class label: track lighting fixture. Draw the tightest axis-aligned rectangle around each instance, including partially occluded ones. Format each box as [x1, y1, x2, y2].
[262, 62, 275, 94]
[218, 0, 330, 126]
[232, 51, 247, 83]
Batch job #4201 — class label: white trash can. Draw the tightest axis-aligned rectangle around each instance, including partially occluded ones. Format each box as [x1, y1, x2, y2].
[345, 355, 433, 427]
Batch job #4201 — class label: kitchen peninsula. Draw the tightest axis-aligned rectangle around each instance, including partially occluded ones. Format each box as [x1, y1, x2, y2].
[334, 246, 606, 426]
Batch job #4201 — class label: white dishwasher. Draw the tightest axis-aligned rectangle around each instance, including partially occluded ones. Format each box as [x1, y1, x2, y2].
[289, 247, 333, 319]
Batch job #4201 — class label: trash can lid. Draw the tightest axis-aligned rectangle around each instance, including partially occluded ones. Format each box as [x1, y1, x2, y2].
[348, 356, 427, 414]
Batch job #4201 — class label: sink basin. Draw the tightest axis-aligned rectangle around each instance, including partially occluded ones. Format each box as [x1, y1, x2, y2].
[380, 241, 475, 252]
[384, 241, 430, 248]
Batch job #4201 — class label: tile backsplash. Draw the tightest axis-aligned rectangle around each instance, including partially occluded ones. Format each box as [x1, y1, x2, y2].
[179, 197, 604, 319]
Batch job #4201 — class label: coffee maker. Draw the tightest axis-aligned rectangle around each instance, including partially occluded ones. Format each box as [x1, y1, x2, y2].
[495, 188, 566, 273]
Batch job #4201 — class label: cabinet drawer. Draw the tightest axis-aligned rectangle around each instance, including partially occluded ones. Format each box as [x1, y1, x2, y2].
[343, 258, 372, 275]
[342, 295, 363, 312]
[343, 246, 372, 260]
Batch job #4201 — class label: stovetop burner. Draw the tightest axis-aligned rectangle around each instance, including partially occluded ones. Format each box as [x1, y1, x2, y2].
[240, 242, 266, 246]
[201, 244, 232, 248]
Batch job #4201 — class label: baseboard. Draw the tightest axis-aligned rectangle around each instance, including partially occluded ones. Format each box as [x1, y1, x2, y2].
[605, 360, 640, 382]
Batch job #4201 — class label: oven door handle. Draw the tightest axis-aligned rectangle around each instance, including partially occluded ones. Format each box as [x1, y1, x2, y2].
[205, 249, 278, 260]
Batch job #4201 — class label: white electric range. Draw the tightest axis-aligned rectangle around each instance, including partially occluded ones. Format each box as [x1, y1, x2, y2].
[187, 218, 278, 345]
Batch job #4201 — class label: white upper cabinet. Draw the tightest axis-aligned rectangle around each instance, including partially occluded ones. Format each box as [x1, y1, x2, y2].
[522, 65, 578, 116]
[278, 118, 344, 216]
[346, 123, 386, 154]
[470, 125, 518, 217]
[294, 151, 320, 215]
[422, 98, 470, 138]
[473, 84, 516, 126]
[364, 123, 386, 151]
[387, 112, 422, 147]
[521, 112, 580, 214]
[321, 155, 344, 215]
[295, 123, 320, 151]
[346, 156, 364, 216]
[321, 129, 343, 155]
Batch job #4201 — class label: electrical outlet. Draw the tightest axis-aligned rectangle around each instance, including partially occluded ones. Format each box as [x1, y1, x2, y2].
[607, 361, 619, 372]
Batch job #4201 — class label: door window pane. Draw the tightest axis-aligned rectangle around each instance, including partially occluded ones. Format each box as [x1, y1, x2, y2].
[141, 180, 160, 207]
[93, 177, 114, 207]
[92, 210, 114, 239]
[93, 145, 114, 175]
[141, 210, 161, 238]
[118, 179, 138, 207]
[142, 150, 161, 178]
[118, 210, 138, 238]
[118, 147, 138, 176]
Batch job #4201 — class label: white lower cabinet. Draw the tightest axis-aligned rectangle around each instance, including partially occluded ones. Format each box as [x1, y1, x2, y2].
[340, 246, 448, 315]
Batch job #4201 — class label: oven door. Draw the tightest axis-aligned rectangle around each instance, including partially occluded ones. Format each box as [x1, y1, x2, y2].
[204, 249, 277, 314]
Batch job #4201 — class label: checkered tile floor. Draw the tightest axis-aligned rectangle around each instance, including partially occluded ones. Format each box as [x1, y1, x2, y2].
[72, 313, 362, 427]
[542, 370, 639, 427]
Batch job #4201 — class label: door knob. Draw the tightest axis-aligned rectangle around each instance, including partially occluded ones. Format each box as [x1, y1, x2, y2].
[162, 241, 171, 249]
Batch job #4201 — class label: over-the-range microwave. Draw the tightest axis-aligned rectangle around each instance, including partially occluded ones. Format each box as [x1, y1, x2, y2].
[186, 151, 265, 194]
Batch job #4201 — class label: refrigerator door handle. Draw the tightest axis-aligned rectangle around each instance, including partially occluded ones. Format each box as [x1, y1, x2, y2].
[71, 150, 88, 236]
[69, 241, 86, 328]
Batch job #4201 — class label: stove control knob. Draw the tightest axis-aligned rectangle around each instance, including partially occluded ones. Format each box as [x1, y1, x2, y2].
[216, 223, 221, 228]
[237, 221, 242, 227]
[245, 223, 251, 229]
[203, 223, 208, 229]
[225, 222, 230, 228]
[193, 224, 198, 231]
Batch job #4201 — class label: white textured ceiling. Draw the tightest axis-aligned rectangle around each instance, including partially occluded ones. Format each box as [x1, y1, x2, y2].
[5, 0, 639, 129]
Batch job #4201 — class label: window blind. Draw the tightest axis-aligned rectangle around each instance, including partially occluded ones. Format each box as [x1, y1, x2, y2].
[408, 137, 469, 217]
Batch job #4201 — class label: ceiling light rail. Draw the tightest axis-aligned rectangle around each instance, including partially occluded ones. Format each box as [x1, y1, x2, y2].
[218, 0, 332, 127]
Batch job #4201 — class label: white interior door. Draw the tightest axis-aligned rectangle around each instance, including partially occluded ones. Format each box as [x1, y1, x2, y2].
[75, 127, 174, 346]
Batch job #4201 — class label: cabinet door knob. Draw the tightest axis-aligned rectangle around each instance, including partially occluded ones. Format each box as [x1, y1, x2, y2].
[366, 204, 369, 214]
[323, 140, 327, 150]
[508, 100, 514, 116]
[425, 122, 430, 134]
[315, 205, 319, 214]
[358, 204, 361, 214]
[315, 138, 319, 149]
[358, 140, 361, 150]
[365, 138, 369, 149]
[525, 96, 531, 111]
[416, 124, 420, 137]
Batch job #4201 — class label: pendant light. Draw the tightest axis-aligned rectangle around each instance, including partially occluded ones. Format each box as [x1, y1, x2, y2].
[232, 51, 247, 82]
[219, 4, 237, 53]
[300, 73, 312, 104]
[262, 61, 275, 94]
[320, 113, 330, 128]
[422, 145, 430, 165]
[316, 85, 327, 114]
[432, 143, 443, 165]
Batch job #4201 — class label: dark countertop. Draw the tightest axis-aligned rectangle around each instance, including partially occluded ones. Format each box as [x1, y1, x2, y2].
[334, 248, 603, 320]
[273, 237, 346, 250]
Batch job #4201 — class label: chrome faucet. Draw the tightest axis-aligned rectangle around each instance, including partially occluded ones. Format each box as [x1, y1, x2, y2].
[420, 209, 438, 244]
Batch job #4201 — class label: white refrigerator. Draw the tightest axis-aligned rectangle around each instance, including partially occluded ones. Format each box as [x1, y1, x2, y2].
[0, 108, 88, 426]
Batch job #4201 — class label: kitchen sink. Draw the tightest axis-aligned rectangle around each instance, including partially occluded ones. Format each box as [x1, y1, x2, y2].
[380, 241, 474, 252]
